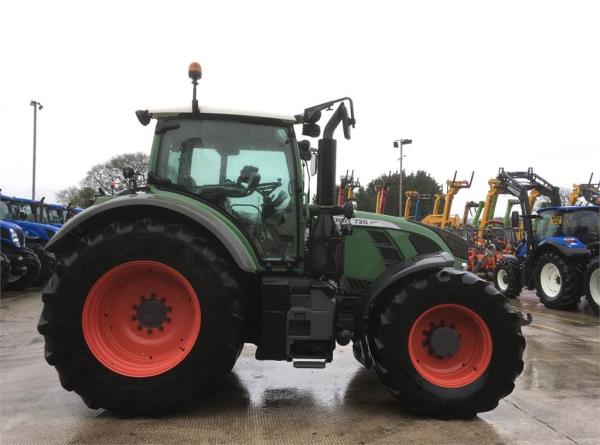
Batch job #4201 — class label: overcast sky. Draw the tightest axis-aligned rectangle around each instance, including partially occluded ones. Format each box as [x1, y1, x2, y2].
[1, 0, 598, 218]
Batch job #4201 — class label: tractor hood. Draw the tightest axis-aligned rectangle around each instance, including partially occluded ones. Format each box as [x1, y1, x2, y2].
[339, 211, 468, 261]
[9, 220, 59, 242]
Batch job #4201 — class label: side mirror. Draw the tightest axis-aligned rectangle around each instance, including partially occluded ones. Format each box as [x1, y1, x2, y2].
[343, 200, 356, 219]
[135, 110, 151, 126]
[123, 167, 135, 179]
[511, 211, 520, 228]
[302, 123, 320, 138]
[310, 150, 318, 176]
[298, 140, 312, 161]
[342, 113, 351, 140]
[340, 103, 352, 140]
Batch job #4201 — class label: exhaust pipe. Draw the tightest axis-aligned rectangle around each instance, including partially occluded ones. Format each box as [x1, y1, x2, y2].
[316, 102, 350, 206]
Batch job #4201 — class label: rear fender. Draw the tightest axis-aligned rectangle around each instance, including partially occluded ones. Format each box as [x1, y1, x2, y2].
[535, 238, 589, 258]
[45, 193, 261, 273]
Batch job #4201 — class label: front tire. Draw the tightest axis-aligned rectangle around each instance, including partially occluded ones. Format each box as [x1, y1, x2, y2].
[368, 268, 525, 419]
[0, 253, 10, 291]
[584, 258, 599, 316]
[38, 218, 246, 416]
[31, 244, 56, 287]
[494, 258, 522, 298]
[6, 247, 41, 290]
[535, 253, 582, 310]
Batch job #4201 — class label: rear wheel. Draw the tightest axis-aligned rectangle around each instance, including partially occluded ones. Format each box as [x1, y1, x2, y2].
[584, 258, 599, 316]
[38, 218, 246, 416]
[494, 258, 522, 298]
[368, 268, 525, 419]
[535, 252, 581, 310]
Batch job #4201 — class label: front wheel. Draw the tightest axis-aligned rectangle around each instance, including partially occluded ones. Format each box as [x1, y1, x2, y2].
[494, 258, 522, 298]
[535, 253, 582, 310]
[38, 218, 246, 416]
[6, 247, 41, 290]
[368, 268, 525, 419]
[0, 253, 10, 291]
[584, 258, 599, 316]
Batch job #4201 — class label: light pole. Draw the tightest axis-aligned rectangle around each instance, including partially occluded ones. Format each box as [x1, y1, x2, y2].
[393, 139, 412, 216]
[30, 100, 43, 200]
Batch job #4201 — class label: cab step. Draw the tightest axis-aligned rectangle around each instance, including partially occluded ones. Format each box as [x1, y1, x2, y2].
[293, 360, 326, 369]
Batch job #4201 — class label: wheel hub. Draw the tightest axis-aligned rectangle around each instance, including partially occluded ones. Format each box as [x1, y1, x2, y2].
[408, 304, 493, 388]
[428, 325, 461, 358]
[82, 260, 201, 378]
[135, 295, 169, 329]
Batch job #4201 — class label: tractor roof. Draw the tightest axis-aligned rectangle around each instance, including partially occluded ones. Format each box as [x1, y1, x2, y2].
[538, 205, 599, 213]
[148, 105, 298, 124]
[0, 195, 38, 205]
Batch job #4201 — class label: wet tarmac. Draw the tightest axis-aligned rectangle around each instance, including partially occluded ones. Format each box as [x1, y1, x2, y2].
[0, 289, 599, 444]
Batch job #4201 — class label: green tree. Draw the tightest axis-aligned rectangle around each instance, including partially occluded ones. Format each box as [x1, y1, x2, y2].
[83, 152, 148, 195]
[55, 186, 96, 208]
[354, 170, 442, 217]
[55, 152, 149, 208]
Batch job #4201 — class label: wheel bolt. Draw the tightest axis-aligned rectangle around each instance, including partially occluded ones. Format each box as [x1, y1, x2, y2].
[158, 326, 164, 332]
[140, 296, 146, 301]
[131, 315, 137, 321]
[132, 304, 138, 310]
[150, 292, 156, 299]
[166, 318, 171, 323]
[147, 329, 153, 335]
[161, 297, 166, 303]
[167, 307, 172, 312]
[137, 325, 142, 330]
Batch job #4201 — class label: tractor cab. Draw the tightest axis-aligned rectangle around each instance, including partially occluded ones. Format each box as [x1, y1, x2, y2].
[536, 206, 599, 249]
[148, 111, 301, 263]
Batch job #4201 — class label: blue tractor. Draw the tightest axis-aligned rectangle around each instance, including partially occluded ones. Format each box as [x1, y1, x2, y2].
[0, 220, 41, 291]
[493, 169, 599, 312]
[0, 195, 57, 286]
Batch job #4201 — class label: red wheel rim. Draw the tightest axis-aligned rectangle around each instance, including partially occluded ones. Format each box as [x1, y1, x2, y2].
[82, 260, 201, 378]
[408, 304, 492, 388]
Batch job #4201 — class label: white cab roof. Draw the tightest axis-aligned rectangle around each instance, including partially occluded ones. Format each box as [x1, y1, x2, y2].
[148, 105, 298, 123]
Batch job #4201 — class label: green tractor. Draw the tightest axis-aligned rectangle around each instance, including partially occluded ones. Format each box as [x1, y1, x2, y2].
[38, 63, 527, 419]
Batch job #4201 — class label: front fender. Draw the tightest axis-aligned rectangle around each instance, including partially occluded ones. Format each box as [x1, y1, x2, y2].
[46, 192, 261, 272]
[363, 251, 455, 321]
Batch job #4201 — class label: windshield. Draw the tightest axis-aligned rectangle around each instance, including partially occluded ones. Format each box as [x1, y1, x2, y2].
[8, 201, 37, 221]
[0, 201, 10, 220]
[154, 118, 298, 262]
[537, 209, 599, 244]
[46, 207, 64, 224]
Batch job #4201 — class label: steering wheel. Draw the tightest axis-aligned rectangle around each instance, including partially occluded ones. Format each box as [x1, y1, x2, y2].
[255, 180, 283, 198]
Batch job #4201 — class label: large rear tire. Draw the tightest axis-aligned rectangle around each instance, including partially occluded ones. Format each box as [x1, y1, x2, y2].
[38, 218, 246, 416]
[535, 252, 582, 310]
[494, 258, 522, 298]
[368, 267, 525, 419]
[584, 258, 599, 316]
